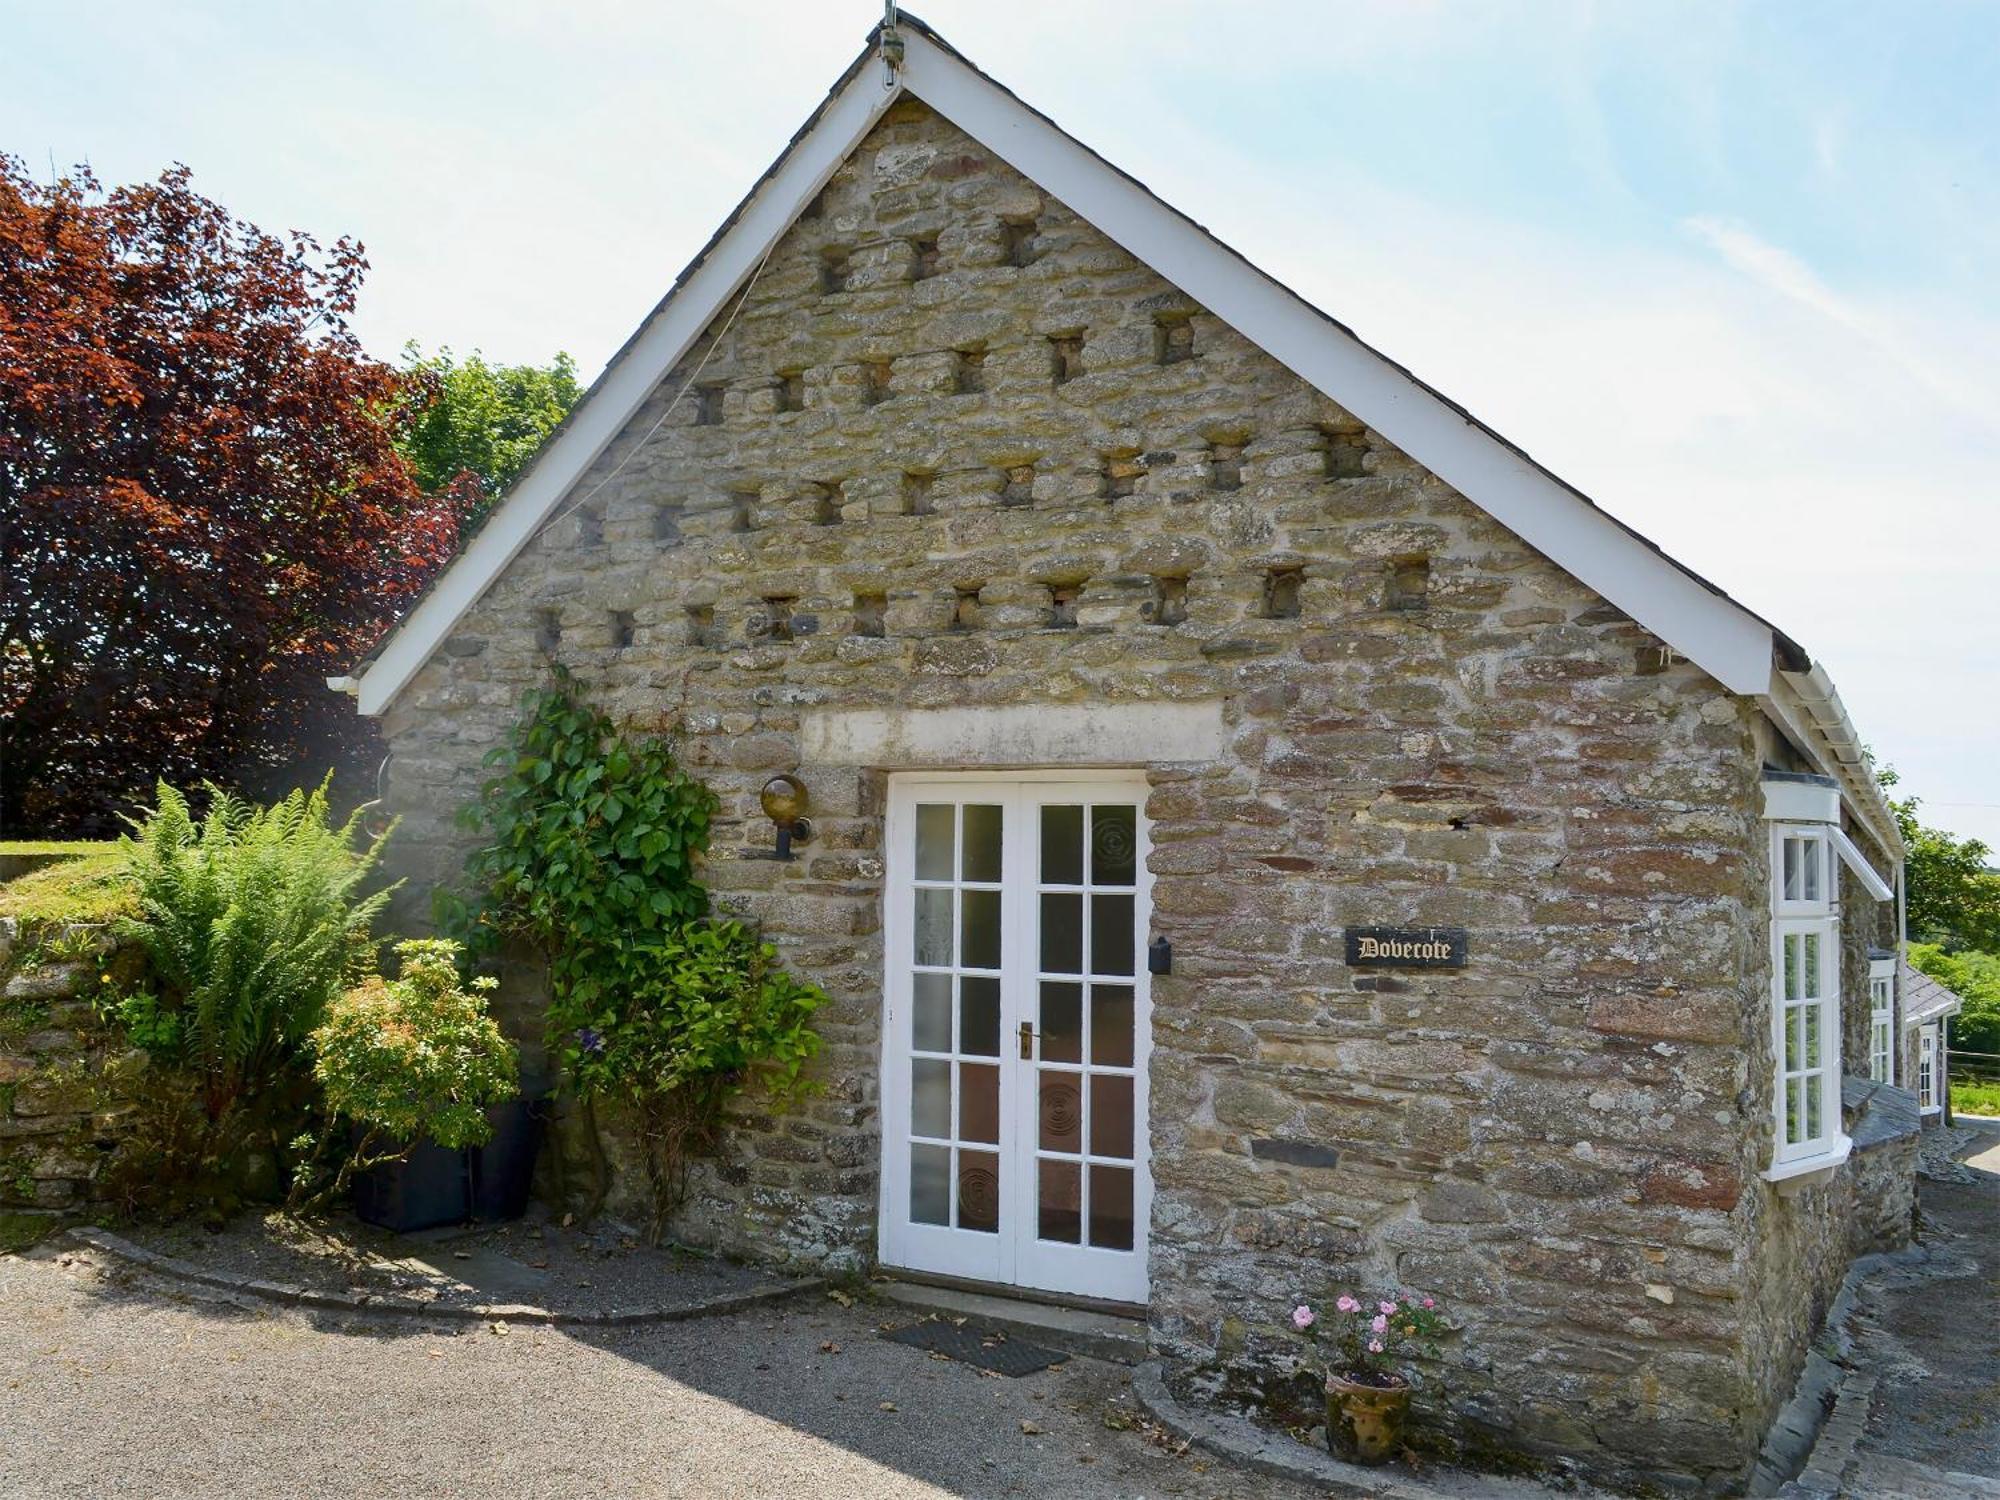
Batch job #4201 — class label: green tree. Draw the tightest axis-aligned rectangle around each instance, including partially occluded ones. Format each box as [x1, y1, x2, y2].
[1879, 766, 2000, 951]
[1908, 942, 2000, 1058]
[396, 345, 582, 533]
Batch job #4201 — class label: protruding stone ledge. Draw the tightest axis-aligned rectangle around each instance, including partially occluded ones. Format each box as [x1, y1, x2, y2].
[1131, 1360, 1590, 1500]
[67, 1226, 824, 1327]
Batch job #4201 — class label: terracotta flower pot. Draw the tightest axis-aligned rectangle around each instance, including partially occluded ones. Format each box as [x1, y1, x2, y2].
[1325, 1371, 1410, 1465]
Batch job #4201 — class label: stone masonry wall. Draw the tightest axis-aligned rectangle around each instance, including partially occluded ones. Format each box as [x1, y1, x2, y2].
[0, 918, 143, 1247]
[380, 99, 1796, 1492]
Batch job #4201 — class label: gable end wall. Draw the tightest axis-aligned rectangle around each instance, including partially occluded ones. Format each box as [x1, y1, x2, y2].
[379, 100, 1806, 1492]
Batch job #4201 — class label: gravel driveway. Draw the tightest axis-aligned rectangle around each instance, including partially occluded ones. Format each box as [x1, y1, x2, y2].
[0, 1244, 1331, 1500]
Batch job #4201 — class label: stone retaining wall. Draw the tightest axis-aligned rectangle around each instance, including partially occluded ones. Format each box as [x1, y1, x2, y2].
[0, 918, 142, 1247]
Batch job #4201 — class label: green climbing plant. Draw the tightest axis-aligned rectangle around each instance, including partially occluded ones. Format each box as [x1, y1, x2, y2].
[446, 672, 824, 1237]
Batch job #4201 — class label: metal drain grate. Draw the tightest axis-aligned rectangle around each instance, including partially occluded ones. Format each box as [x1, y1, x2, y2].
[880, 1319, 1069, 1376]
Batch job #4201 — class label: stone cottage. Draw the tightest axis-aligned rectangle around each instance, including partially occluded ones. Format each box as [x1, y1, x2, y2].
[335, 15, 1920, 1493]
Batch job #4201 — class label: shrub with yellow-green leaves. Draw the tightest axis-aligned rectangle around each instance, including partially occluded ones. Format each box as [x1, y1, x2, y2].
[310, 939, 518, 1152]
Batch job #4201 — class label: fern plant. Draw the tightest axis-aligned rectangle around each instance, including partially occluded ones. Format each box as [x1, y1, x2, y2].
[119, 781, 396, 1120]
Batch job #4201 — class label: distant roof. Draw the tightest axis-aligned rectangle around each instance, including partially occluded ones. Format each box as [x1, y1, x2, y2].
[1905, 966, 1967, 1026]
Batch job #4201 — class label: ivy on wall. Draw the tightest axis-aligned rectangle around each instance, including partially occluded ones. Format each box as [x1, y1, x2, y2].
[446, 672, 824, 1237]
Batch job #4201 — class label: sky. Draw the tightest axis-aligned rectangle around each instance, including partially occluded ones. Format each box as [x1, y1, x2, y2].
[5, 1, 1996, 848]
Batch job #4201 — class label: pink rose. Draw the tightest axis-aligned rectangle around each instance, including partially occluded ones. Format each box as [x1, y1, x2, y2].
[1367, 1339, 1384, 1354]
[1379, 1301, 1398, 1315]
[1335, 1295, 1360, 1314]
[1423, 1298, 1435, 1309]
[1292, 1305, 1315, 1330]
[1370, 1314, 1388, 1333]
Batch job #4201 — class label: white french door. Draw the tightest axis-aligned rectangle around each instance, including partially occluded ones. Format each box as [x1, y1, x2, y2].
[879, 773, 1152, 1303]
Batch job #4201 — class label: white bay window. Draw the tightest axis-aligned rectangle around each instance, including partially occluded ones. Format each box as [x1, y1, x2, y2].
[1868, 957, 1894, 1085]
[1762, 778, 1853, 1184]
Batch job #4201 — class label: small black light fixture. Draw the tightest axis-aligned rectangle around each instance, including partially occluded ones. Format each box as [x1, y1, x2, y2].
[760, 774, 812, 860]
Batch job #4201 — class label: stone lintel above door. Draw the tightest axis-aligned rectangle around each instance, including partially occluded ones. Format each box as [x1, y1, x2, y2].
[799, 701, 1227, 769]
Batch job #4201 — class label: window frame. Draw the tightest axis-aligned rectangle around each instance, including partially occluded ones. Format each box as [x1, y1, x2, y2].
[1867, 958, 1895, 1085]
[1764, 820, 1850, 1180]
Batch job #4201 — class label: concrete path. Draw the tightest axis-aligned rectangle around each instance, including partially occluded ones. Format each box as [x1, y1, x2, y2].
[0, 1242, 1334, 1500]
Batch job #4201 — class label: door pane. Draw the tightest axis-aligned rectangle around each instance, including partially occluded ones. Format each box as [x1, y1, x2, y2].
[960, 976, 1000, 1057]
[916, 804, 955, 881]
[958, 1150, 999, 1233]
[911, 1143, 951, 1225]
[1091, 893, 1134, 976]
[1091, 805, 1137, 885]
[1041, 805, 1083, 884]
[1039, 1069, 1083, 1151]
[1038, 1158, 1081, 1243]
[1041, 982, 1083, 1063]
[962, 889, 1002, 970]
[913, 972, 953, 1053]
[1091, 985, 1134, 1067]
[1089, 1165, 1134, 1250]
[961, 1063, 1000, 1144]
[915, 889, 954, 967]
[1041, 893, 1082, 973]
[912, 1059, 951, 1138]
[1090, 1074, 1135, 1159]
[962, 804, 1003, 882]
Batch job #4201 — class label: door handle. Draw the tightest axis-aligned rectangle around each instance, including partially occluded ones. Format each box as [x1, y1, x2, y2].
[1018, 1021, 1036, 1060]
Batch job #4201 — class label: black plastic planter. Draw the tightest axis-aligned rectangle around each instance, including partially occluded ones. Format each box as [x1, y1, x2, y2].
[352, 1097, 545, 1233]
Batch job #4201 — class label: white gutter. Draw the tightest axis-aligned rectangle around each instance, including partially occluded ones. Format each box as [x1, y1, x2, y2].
[1770, 663, 1903, 859]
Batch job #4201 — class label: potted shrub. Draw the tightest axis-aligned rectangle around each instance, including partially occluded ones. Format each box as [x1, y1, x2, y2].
[293, 938, 521, 1227]
[1289, 1291, 1445, 1465]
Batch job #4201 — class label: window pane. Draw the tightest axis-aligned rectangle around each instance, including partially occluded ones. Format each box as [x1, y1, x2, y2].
[1804, 1005, 1822, 1069]
[1091, 985, 1135, 1067]
[1782, 837, 1801, 902]
[1040, 982, 1083, 1064]
[1041, 805, 1084, 885]
[1041, 893, 1083, 973]
[913, 971, 953, 1053]
[961, 1062, 999, 1144]
[916, 804, 955, 881]
[912, 1058, 952, 1139]
[1786, 1079, 1804, 1145]
[1038, 1158, 1081, 1243]
[1090, 1074, 1135, 1159]
[1803, 932, 1821, 999]
[962, 889, 1002, 970]
[1039, 1068, 1083, 1152]
[962, 804, 1003, 883]
[958, 1149, 999, 1233]
[915, 888, 953, 967]
[1806, 1079, 1823, 1140]
[1801, 841, 1821, 902]
[1785, 1007, 1800, 1071]
[1784, 935, 1800, 1002]
[1091, 805, 1137, 886]
[1091, 893, 1134, 976]
[1088, 1164, 1134, 1250]
[960, 976, 1000, 1057]
[911, 1143, 950, 1225]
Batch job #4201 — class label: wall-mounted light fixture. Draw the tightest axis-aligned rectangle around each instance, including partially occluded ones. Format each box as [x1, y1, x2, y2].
[760, 774, 812, 860]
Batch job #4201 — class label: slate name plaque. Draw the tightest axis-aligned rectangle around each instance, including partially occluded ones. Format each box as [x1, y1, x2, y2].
[1344, 926, 1468, 968]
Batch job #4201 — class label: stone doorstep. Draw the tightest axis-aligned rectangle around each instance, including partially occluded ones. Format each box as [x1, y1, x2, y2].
[66, 1225, 824, 1327]
[876, 1278, 1147, 1366]
[1131, 1361, 1610, 1500]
